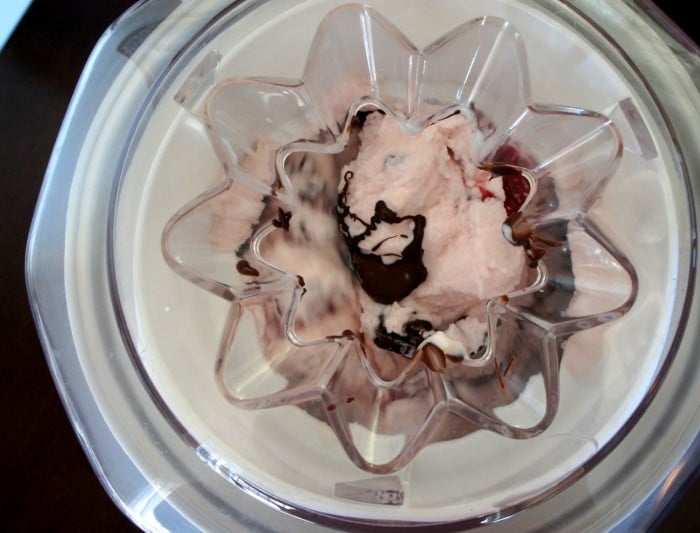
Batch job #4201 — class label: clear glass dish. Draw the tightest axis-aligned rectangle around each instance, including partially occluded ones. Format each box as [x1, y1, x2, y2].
[27, 0, 700, 530]
[161, 4, 635, 478]
[111, 0, 688, 523]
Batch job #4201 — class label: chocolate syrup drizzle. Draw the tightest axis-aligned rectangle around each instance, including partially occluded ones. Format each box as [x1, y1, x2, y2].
[236, 259, 259, 277]
[373, 318, 433, 356]
[336, 170, 428, 306]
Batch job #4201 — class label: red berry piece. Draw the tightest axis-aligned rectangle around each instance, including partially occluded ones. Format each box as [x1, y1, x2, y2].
[491, 144, 521, 166]
[491, 143, 535, 169]
[502, 173, 530, 215]
[478, 185, 496, 200]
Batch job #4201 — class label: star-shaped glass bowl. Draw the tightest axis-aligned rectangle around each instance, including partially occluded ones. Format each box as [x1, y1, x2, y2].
[162, 4, 634, 474]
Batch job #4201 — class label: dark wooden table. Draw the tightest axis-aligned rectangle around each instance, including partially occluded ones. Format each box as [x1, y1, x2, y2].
[1, 1, 698, 530]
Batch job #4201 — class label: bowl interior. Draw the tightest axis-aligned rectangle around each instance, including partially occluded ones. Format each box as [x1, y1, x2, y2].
[110, 0, 689, 524]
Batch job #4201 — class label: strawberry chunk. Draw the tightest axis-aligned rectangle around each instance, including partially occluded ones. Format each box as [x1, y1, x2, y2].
[502, 173, 530, 215]
[491, 144, 521, 166]
[478, 185, 496, 200]
[489, 143, 533, 214]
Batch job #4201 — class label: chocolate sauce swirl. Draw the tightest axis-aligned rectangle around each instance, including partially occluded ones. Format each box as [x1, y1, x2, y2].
[373, 318, 433, 355]
[337, 170, 428, 305]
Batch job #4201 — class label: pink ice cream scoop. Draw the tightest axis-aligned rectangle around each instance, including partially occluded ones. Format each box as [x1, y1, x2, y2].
[337, 111, 529, 362]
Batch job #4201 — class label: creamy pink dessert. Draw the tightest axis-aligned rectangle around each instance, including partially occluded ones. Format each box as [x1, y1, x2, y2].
[337, 111, 528, 365]
[209, 109, 549, 435]
[211, 109, 536, 370]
